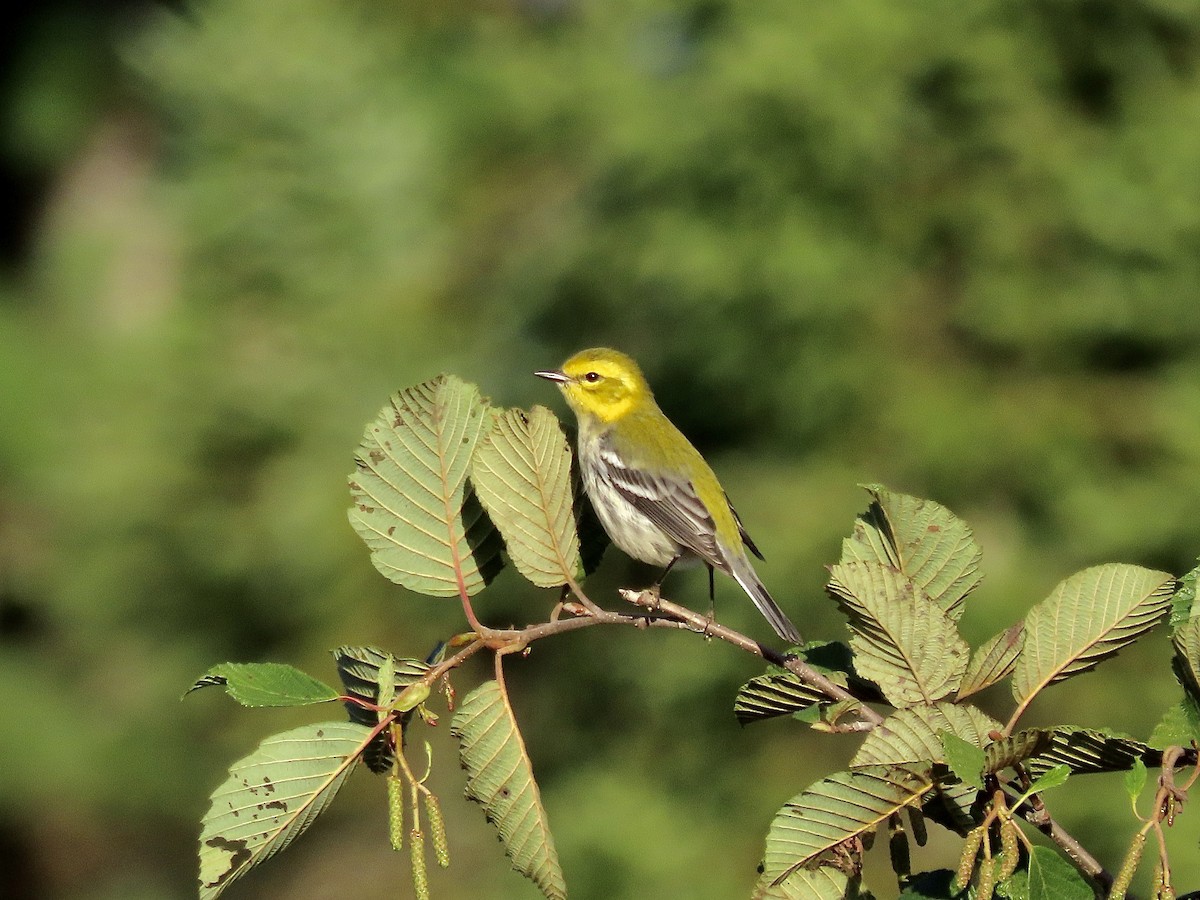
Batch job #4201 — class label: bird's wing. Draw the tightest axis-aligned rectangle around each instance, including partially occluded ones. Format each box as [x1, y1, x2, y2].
[727, 494, 765, 561]
[592, 439, 722, 565]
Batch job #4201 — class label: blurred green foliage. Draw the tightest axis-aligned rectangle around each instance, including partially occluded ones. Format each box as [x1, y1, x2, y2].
[4, 0, 1200, 897]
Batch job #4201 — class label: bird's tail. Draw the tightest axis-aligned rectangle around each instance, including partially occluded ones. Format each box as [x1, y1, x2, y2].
[728, 555, 803, 645]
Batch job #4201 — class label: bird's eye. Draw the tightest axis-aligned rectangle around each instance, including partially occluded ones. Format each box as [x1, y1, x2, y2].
[583, 371, 601, 383]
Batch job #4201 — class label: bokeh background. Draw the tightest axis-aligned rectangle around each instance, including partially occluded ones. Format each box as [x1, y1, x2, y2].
[4, 1, 1200, 898]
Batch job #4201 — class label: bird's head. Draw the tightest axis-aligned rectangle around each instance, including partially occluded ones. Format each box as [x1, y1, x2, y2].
[535, 347, 652, 423]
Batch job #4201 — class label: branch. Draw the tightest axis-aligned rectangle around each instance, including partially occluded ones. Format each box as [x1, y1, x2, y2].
[422, 579, 1131, 892]
[619, 588, 884, 728]
[1009, 789, 1113, 892]
[422, 579, 884, 727]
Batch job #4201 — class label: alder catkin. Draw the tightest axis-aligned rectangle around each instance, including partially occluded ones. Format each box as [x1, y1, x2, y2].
[424, 792, 450, 868]
[998, 819, 1019, 880]
[1153, 859, 1174, 900]
[410, 829, 429, 900]
[953, 827, 984, 893]
[387, 775, 404, 851]
[975, 857, 996, 900]
[1109, 831, 1146, 900]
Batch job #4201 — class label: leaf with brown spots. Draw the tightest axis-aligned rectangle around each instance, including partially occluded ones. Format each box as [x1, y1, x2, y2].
[349, 375, 502, 598]
[450, 680, 565, 900]
[470, 406, 582, 588]
[198, 721, 372, 899]
[842, 485, 982, 621]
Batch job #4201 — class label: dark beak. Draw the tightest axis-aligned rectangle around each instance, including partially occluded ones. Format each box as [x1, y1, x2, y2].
[534, 369, 570, 384]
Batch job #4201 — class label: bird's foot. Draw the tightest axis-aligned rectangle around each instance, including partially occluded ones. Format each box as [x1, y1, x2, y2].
[645, 583, 664, 610]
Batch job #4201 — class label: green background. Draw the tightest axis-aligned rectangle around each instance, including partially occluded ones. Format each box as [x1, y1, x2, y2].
[3, 1, 1199, 897]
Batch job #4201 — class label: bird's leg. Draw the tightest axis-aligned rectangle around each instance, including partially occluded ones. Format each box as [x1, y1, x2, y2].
[703, 564, 716, 638]
[649, 555, 682, 609]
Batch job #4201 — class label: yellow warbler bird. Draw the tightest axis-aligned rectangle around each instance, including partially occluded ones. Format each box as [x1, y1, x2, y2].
[536, 348, 802, 644]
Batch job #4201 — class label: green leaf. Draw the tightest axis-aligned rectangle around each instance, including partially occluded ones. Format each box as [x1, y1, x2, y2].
[982, 729, 1054, 774]
[1025, 846, 1093, 900]
[846, 702, 997, 837]
[734, 672, 828, 725]
[997, 868, 1030, 900]
[957, 624, 1024, 699]
[188, 663, 339, 707]
[1011, 565, 1175, 712]
[1124, 758, 1147, 800]
[198, 722, 371, 900]
[734, 643, 858, 725]
[1149, 699, 1200, 748]
[842, 485, 983, 620]
[760, 766, 936, 888]
[940, 732, 986, 791]
[828, 561, 969, 707]
[1169, 560, 1200, 628]
[349, 375, 502, 598]
[851, 703, 998, 768]
[1171, 616, 1200, 706]
[1025, 763, 1070, 795]
[1023, 727, 1157, 778]
[751, 867, 854, 900]
[470, 406, 582, 588]
[450, 680, 565, 900]
[332, 646, 430, 774]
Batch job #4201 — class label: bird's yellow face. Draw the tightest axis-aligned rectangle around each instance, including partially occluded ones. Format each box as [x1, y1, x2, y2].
[535, 348, 651, 423]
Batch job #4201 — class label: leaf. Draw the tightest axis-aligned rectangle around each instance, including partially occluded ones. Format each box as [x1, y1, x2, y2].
[188, 663, 340, 707]
[470, 406, 582, 588]
[997, 868, 1030, 900]
[1025, 764, 1070, 795]
[842, 485, 983, 620]
[334, 645, 431, 695]
[847, 702, 997, 836]
[940, 732, 986, 791]
[1150, 699, 1200, 748]
[1023, 727, 1159, 778]
[734, 644, 860, 725]
[198, 722, 371, 900]
[957, 624, 1024, 699]
[1169, 560, 1200, 628]
[333, 646, 430, 774]
[734, 672, 828, 725]
[851, 703, 998, 768]
[1011, 564, 1175, 711]
[1026, 846, 1093, 900]
[760, 766, 936, 888]
[982, 729, 1054, 774]
[349, 375, 502, 598]
[1171, 616, 1200, 705]
[751, 867, 854, 900]
[1124, 759, 1147, 800]
[450, 680, 565, 900]
[828, 561, 969, 707]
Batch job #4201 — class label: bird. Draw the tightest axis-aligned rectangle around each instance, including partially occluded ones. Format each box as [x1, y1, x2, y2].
[535, 347, 802, 644]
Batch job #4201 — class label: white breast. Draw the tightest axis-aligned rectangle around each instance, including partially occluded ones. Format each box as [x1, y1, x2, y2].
[580, 444, 682, 567]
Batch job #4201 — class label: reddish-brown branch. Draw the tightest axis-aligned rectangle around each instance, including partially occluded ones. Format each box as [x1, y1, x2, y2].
[416, 579, 1143, 886]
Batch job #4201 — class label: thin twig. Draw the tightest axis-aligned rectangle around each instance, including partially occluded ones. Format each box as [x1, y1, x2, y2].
[1010, 789, 1113, 892]
[619, 588, 885, 728]
[426, 581, 883, 723]
[427, 573, 1141, 891]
